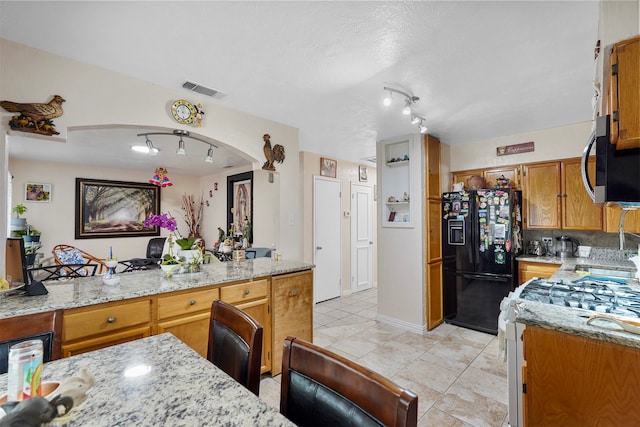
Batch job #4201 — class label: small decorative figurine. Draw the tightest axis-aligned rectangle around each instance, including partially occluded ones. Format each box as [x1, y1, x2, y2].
[1, 95, 65, 135]
[149, 167, 173, 187]
[262, 134, 286, 171]
[195, 103, 205, 127]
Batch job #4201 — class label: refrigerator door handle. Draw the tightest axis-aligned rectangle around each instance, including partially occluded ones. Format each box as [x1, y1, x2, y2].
[461, 272, 510, 282]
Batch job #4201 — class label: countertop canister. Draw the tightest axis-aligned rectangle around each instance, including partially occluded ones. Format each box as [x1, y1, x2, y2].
[7, 339, 43, 401]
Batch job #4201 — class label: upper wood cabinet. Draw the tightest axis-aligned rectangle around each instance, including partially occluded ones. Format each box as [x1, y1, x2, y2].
[523, 162, 561, 229]
[451, 166, 520, 190]
[523, 158, 602, 230]
[604, 206, 640, 233]
[484, 166, 521, 189]
[424, 135, 443, 331]
[607, 35, 640, 150]
[560, 158, 602, 230]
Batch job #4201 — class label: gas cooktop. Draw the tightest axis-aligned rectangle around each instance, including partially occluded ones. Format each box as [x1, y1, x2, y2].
[519, 278, 640, 318]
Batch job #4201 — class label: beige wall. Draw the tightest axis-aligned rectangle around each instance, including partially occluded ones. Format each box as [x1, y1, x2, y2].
[300, 152, 377, 293]
[448, 121, 592, 177]
[0, 38, 300, 275]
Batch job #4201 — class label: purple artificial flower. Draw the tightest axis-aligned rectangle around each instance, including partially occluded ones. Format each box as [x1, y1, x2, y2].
[144, 213, 177, 231]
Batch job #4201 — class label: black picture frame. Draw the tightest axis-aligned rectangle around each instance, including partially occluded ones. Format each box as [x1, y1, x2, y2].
[75, 178, 160, 239]
[226, 171, 253, 244]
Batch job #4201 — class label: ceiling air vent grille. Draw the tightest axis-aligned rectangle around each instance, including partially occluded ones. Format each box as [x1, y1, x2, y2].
[182, 81, 225, 98]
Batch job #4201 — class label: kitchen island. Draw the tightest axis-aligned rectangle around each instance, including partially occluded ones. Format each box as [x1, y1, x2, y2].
[0, 258, 314, 375]
[0, 333, 295, 426]
[512, 253, 640, 426]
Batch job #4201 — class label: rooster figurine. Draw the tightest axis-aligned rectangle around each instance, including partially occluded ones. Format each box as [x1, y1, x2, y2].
[1, 95, 65, 135]
[262, 134, 285, 171]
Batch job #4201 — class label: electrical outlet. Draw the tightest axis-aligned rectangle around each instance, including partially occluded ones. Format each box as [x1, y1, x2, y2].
[541, 237, 552, 245]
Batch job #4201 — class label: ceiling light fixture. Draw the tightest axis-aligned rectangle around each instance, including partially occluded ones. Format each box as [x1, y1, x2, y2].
[410, 114, 421, 125]
[135, 129, 218, 164]
[204, 147, 214, 163]
[383, 89, 393, 107]
[383, 86, 419, 110]
[131, 136, 160, 155]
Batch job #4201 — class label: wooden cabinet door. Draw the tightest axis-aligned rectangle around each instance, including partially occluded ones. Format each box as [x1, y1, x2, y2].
[424, 135, 441, 197]
[484, 166, 521, 189]
[605, 206, 640, 233]
[221, 279, 272, 374]
[426, 200, 442, 262]
[451, 169, 483, 190]
[426, 261, 443, 330]
[561, 158, 603, 230]
[517, 261, 560, 285]
[609, 36, 640, 150]
[524, 326, 640, 426]
[523, 162, 561, 229]
[62, 326, 151, 357]
[271, 270, 313, 375]
[157, 312, 211, 357]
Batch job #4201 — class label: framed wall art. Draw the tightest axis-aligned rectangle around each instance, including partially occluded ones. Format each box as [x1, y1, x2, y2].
[75, 178, 160, 239]
[359, 165, 368, 182]
[227, 171, 253, 244]
[25, 182, 52, 202]
[320, 157, 337, 178]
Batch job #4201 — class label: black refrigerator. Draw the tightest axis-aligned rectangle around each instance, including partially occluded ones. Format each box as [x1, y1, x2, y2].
[442, 189, 523, 335]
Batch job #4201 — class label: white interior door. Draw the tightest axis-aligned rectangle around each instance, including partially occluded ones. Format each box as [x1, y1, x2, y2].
[313, 177, 341, 303]
[351, 183, 373, 293]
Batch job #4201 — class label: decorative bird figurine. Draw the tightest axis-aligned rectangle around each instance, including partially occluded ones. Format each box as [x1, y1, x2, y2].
[262, 134, 285, 171]
[1, 95, 65, 135]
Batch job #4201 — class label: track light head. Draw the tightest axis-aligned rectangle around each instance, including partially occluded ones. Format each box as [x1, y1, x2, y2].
[402, 101, 411, 115]
[383, 90, 392, 107]
[410, 114, 420, 125]
[176, 137, 186, 155]
[204, 147, 214, 163]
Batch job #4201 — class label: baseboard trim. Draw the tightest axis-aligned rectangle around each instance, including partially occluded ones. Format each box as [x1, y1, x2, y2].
[375, 314, 427, 335]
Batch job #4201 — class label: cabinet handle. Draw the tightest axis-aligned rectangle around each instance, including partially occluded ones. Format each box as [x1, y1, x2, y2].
[244, 289, 250, 295]
[189, 300, 196, 306]
[107, 316, 116, 324]
[288, 289, 301, 296]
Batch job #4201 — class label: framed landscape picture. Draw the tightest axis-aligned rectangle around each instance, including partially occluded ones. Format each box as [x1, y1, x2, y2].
[75, 178, 160, 239]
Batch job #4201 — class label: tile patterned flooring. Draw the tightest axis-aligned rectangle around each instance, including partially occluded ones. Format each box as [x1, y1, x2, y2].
[260, 288, 509, 426]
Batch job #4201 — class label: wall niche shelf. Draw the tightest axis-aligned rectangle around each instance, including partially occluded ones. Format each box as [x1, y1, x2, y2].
[381, 139, 412, 228]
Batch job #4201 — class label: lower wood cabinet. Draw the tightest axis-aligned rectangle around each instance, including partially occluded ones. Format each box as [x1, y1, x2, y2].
[523, 326, 640, 426]
[60, 270, 313, 375]
[156, 287, 220, 357]
[220, 279, 271, 374]
[271, 270, 313, 375]
[517, 261, 560, 285]
[62, 298, 152, 357]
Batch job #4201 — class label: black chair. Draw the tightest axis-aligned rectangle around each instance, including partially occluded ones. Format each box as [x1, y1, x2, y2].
[245, 247, 271, 259]
[280, 336, 418, 427]
[207, 300, 263, 396]
[27, 263, 98, 282]
[124, 237, 166, 271]
[0, 310, 63, 374]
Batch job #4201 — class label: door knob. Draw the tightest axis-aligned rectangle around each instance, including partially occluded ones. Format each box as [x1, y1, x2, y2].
[316, 246, 323, 250]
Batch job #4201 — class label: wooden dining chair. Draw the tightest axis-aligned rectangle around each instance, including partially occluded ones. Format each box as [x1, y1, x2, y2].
[207, 300, 263, 396]
[53, 244, 107, 275]
[0, 310, 63, 374]
[280, 336, 418, 427]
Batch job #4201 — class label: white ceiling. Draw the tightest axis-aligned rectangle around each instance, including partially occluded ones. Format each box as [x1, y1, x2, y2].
[0, 1, 601, 176]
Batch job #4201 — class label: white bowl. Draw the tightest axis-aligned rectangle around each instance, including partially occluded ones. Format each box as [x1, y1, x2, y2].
[102, 274, 120, 286]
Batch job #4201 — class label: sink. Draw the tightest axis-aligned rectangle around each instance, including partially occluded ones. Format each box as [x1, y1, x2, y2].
[574, 265, 635, 280]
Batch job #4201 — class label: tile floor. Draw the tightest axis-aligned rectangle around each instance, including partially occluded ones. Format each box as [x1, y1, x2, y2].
[260, 288, 509, 426]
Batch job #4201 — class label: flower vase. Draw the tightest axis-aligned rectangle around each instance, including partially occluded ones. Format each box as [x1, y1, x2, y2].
[177, 249, 200, 265]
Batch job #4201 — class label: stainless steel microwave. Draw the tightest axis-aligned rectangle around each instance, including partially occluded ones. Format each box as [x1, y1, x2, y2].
[582, 115, 640, 204]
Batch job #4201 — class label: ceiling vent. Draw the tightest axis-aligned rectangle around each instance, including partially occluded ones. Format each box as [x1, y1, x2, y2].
[182, 81, 226, 99]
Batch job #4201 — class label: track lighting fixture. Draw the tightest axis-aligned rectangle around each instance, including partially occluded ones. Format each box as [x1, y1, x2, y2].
[383, 86, 428, 134]
[134, 129, 218, 164]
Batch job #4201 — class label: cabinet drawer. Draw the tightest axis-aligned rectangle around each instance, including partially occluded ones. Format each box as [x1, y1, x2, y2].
[63, 299, 151, 341]
[157, 287, 220, 320]
[220, 279, 269, 304]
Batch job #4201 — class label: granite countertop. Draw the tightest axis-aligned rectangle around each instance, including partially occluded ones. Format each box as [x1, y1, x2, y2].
[0, 333, 295, 426]
[515, 252, 640, 348]
[0, 258, 314, 320]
